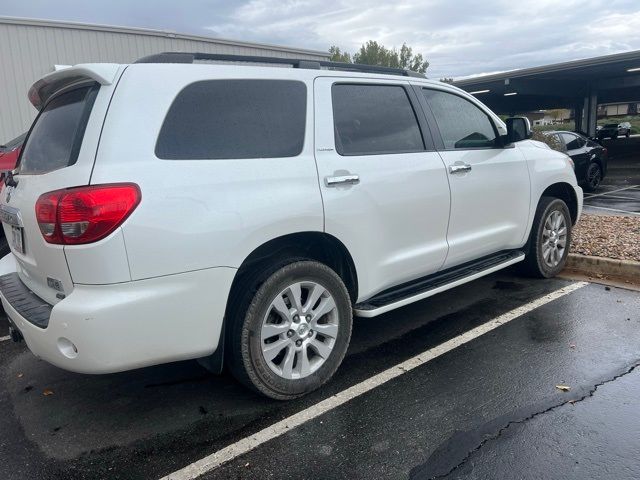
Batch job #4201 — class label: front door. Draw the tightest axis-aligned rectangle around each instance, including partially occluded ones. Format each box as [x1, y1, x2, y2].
[418, 87, 531, 269]
[313, 78, 451, 301]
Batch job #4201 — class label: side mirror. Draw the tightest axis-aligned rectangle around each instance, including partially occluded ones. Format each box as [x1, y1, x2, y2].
[505, 117, 532, 143]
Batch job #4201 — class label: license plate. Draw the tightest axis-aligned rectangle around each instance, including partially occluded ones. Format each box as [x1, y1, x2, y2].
[11, 225, 24, 254]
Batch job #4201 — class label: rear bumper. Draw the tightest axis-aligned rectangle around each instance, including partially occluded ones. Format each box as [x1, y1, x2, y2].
[0, 266, 236, 373]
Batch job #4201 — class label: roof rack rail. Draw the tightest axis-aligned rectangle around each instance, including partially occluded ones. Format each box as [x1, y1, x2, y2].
[134, 52, 426, 78]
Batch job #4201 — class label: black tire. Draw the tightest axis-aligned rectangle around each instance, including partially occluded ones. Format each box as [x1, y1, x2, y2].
[626, 131, 630, 138]
[583, 162, 603, 192]
[227, 260, 352, 400]
[521, 197, 572, 278]
[612, 133, 618, 140]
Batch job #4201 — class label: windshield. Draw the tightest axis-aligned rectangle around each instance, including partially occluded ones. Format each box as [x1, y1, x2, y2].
[18, 85, 98, 175]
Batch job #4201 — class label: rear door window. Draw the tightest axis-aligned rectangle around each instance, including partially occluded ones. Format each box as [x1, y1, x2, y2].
[560, 133, 584, 150]
[156, 80, 307, 160]
[331, 84, 424, 156]
[19, 85, 98, 174]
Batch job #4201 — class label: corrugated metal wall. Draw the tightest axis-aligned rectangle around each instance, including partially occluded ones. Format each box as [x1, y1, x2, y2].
[0, 18, 328, 141]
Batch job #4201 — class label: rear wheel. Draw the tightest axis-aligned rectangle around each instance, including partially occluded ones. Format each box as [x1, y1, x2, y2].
[227, 260, 352, 400]
[522, 197, 572, 278]
[626, 131, 631, 138]
[584, 162, 603, 192]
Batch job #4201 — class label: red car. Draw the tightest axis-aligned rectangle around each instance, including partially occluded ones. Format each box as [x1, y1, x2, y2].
[0, 132, 25, 173]
[0, 132, 25, 256]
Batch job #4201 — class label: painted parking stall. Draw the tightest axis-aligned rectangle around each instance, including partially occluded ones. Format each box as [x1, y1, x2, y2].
[1, 272, 640, 480]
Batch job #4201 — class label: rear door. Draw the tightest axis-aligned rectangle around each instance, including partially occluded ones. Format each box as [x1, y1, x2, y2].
[0, 76, 117, 304]
[314, 77, 451, 300]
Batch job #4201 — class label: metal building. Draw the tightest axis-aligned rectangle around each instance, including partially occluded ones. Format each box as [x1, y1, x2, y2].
[0, 17, 329, 141]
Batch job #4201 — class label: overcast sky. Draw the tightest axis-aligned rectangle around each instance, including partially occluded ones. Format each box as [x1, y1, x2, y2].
[2, 0, 640, 78]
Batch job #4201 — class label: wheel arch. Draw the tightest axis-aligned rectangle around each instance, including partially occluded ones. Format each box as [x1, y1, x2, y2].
[540, 182, 579, 225]
[228, 231, 359, 308]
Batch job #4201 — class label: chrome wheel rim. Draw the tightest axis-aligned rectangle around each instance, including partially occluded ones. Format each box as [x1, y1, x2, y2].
[260, 281, 339, 380]
[542, 210, 567, 268]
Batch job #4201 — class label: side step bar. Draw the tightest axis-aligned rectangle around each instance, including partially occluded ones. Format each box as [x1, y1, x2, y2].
[354, 250, 525, 318]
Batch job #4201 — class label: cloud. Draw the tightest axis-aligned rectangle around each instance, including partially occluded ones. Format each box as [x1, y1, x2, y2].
[2, 0, 640, 77]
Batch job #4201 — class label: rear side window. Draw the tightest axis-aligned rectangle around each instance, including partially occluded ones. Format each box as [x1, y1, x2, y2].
[156, 80, 306, 160]
[560, 133, 584, 150]
[422, 89, 497, 149]
[19, 85, 98, 174]
[332, 84, 424, 156]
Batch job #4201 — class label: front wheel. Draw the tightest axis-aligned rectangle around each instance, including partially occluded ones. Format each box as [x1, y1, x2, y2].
[228, 260, 353, 400]
[522, 197, 572, 278]
[626, 131, 631, 138]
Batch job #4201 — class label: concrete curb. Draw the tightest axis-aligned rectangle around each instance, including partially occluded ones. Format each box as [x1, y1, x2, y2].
[565, 253, 640, 279]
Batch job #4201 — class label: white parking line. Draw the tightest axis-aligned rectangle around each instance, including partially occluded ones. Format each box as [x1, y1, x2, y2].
[160, 281, 589, 480]
[583, 205, 640, 216]
[585, 194, 640, 201]
[0, 335, 11, 342]
[583, 185, 639, 199]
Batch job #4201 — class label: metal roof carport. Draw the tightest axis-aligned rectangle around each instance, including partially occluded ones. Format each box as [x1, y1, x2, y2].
[453, 50, 640, 137]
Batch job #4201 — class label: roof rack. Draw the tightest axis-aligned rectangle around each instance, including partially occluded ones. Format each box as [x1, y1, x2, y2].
[134, 52, 426, 78]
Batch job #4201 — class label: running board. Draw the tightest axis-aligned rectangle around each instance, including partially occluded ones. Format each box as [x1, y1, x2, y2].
[354, 250, 525, 318]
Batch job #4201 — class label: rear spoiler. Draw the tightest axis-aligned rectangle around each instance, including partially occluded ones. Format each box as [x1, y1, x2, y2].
[28, 64, 121, 110]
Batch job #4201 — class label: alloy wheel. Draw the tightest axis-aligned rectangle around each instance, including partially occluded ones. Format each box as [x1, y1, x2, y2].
[541, 210, 568, 268]
[260, 281, 339, 380]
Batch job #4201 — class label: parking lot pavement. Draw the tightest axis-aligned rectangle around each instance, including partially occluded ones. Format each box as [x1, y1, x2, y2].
[583, 185, 640, 216]
[583, 137, 640, 216]
[1, 272, 639, 480]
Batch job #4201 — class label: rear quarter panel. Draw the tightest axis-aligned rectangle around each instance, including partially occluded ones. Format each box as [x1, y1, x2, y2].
[91, 65, 323, 280]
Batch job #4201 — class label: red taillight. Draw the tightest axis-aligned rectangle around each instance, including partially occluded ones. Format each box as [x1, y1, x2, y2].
[35, 184, 141, 245]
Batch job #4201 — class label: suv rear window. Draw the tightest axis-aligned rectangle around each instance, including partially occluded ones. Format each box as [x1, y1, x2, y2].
[156, 80, 306, 160]
[19, 85, 98, 174]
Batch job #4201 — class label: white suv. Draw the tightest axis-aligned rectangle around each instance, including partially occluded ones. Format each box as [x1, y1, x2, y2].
[0, 53, 581, 399]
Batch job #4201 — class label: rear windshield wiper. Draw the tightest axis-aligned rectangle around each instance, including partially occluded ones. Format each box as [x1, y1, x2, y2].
[4, 171, 18, 187]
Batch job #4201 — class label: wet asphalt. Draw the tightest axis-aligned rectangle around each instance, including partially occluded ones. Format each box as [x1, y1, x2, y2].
[1, 271, 639, 480]
[583, 137, 640, 216]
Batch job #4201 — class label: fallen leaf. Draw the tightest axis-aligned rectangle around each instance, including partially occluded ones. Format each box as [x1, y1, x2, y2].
[17, 373, 23, 378]
[244, 463, 250, 468]
[569, 344, 576, 349]
[43, 389, 54, 396]
[555, 385, 571, 392]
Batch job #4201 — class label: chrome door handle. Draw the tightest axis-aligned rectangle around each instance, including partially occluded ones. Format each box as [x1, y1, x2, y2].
[449, 164, 472, 174]
[325, 174, 360, 186]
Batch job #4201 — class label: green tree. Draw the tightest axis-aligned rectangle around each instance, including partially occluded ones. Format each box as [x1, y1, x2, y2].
[396, 43, 429, 73]
[329, 45, 352, 63]
[328, 41, 429, 74]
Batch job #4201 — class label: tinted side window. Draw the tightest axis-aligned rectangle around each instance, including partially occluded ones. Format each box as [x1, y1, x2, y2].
[422, 89, 497, 149]
[561, 133, 584, 150]
[156, 80, 306, 160]
[19, 85, 98, 174]
[332, 84, 424, 156]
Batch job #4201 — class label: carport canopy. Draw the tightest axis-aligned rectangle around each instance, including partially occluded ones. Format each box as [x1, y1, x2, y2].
[453, 50, 640, 137]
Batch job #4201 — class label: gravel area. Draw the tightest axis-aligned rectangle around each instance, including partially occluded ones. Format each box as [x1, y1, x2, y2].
[571, 214, 640, 262]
